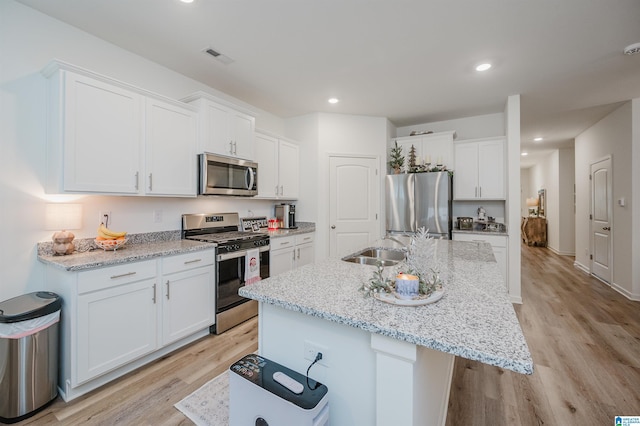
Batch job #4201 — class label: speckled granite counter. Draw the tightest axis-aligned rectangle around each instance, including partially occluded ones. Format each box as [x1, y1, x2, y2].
[260, 221, 315, 238]
[37, 223, 316, 272]
[241, 239, 532, 375]
[37, 231, 214, 272]
[452, 229, 509, 236]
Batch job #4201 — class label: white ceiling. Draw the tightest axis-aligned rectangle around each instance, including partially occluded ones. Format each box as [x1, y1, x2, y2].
[18, 0, 640, 167]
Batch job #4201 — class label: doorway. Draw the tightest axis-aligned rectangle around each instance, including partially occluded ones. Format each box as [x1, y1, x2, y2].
[590, 156, 612, 284]
[328, 155, 380, 258]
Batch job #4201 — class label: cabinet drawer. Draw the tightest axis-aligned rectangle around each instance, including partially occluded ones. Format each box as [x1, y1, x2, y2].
[295, 233, 315, 245]
[453, 233, 507, 247]
[270, 235, 296, 251]
[162, 250, 215, 275]
[78, 259, 157, 294]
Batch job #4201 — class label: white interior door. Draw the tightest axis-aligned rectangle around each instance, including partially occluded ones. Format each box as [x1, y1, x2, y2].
[590, 157, 612, 283]
[329, 156, 380, 258]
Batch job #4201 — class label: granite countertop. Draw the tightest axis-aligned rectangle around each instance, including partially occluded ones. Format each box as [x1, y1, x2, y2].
[452, 229, 509, 236]
[240, 239, 533, 375]
[38, 235, 213, 272]
[37, 223, 316, 272]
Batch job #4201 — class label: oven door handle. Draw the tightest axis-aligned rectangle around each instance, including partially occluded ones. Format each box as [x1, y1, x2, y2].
[217, 245, 270, 262]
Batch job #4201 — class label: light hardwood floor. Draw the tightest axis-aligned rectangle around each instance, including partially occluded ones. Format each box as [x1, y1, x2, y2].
[15, 244, 640, 425]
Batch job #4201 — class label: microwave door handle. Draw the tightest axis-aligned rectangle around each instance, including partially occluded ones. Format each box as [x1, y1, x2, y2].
[246, 167, 255, 190]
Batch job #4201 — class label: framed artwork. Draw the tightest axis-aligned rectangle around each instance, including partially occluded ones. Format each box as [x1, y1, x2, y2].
[538, 189, 546, 218]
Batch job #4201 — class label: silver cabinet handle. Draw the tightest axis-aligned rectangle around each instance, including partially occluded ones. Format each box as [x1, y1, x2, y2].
[135, 172, 139, 190]
[479, 187, 482, 198]
[166, 280, 170, 300]
[110, 271, 136, 279]
[475, 187, 478, 197]
[280, 241, 291, 245]
[297, 248, 300, 259]
[275, 185, 279, 196]
[148, 173, 153, 191]
[152, 283, 157, 304]
[229, 141, 233, 154]
[184, 258, 202, 265]
[292, 250, 296, 261]
[233, 141, 237, 155]
[280, 185, 284, 195]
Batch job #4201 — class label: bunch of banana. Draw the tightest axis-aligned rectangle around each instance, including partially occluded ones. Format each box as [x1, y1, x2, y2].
[97, 223, 127, 240]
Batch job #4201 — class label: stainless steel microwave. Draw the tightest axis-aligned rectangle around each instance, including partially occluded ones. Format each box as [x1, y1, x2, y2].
[199, 153, 258, 196]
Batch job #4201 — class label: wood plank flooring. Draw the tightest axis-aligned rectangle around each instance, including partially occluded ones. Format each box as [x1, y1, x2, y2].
[446, 244, 640, 426]
[14, 244, 640, 425]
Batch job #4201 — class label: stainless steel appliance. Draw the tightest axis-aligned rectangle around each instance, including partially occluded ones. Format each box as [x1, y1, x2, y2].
[199, 153, 258, 196]
[182, 212, 269, 334]
[275, 203, 297, 229]
[385, 172, 452, 239]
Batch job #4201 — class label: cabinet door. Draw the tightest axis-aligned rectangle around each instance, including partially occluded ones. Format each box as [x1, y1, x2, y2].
[162, 266, 214, 345]
[145, 98, 197, 196]
[295, 243, 315, 268]
[202, 101, 231, 155]
[254, 133, 279, 198]
[77, 279, 157, 384]
[477, 140, 505, 199]
[453, 143, 479, 199]
[270, 248, 295, 277]
[278, 140, 300, 198]
[63, 72, 142, 193]
[231, 111, 255, 159]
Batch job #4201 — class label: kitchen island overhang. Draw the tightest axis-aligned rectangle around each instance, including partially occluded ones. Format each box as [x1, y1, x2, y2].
[240, 239, 532, 425]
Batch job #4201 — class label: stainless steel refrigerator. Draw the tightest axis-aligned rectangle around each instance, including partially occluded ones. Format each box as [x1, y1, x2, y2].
[385, 172, 452, 239]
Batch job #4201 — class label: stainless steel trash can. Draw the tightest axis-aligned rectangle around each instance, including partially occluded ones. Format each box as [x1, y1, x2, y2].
[0, 291, 62, 424]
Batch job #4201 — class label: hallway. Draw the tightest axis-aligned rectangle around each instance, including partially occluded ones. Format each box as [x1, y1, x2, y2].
[446, 243, 640, 425]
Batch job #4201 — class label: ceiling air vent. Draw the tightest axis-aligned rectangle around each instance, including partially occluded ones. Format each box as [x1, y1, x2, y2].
[203, 47, 234, 64]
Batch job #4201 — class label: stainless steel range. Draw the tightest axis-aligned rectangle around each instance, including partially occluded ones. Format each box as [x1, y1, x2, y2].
[182, 212, 269, 334]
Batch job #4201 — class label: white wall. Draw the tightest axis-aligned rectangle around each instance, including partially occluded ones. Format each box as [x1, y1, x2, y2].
[558, 148, 575, 255]
[286, 113, 389, 260]
[395, 113, 505, 140]
[575, 102, 634, 297]
[0, 1, 287, 301]
[520, 168, 532, 217]
[632, 99, 640, 298]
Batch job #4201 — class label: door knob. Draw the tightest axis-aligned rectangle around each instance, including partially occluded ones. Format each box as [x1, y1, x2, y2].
[331, 225, 336, 229]
[602, 226, 611, 231]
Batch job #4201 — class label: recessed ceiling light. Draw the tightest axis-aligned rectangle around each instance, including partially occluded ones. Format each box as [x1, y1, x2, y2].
[521, 152, 528, 156]
[534, 137, 543, 142]
[180, 0, 194, 3]
[475, 63, 492, 72]
[328, 98, 339, 104]
[623, 42, 640, 56]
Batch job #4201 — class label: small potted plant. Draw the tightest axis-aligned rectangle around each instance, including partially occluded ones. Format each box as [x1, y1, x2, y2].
[388, 141, 405, 174]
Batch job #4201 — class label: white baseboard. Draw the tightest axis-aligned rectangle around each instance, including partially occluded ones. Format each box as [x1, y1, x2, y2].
[573, 261, 590, 275]
[547, 246, 575, 256]
[611, 282, 640, 301]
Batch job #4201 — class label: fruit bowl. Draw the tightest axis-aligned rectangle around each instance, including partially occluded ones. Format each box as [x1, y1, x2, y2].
[94, 238, 127, 251]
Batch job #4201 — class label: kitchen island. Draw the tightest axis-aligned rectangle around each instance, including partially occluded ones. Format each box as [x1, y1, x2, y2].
[240, 239, 532, 426]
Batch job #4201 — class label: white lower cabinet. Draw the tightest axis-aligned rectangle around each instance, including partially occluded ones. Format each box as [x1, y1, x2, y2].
[46, 248, 215, 401]
[452, 233, 508, 289]
[270, 233, 315, 277]
[161, 251, 215, 345]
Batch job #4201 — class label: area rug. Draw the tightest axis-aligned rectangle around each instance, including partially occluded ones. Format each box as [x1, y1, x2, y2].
[175, 371, 229, 426]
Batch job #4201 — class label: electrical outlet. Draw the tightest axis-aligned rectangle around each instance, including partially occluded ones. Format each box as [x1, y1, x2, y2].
[153, 209, 163, 223]
[304, 340, 328, 367]
[99, 211, 111, 226]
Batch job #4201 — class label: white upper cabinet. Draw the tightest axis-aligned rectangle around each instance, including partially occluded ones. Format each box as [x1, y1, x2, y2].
[42, 60, 198, 196]
[453, 137, 505, 200]
[183, 91, 256, 159]
[145, 98, 197, 196]
[254, 130, 300, 200]
[390, 131, 456, 172]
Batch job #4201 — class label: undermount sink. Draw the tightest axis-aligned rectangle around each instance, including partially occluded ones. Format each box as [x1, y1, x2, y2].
[342, 247, 406, 266]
